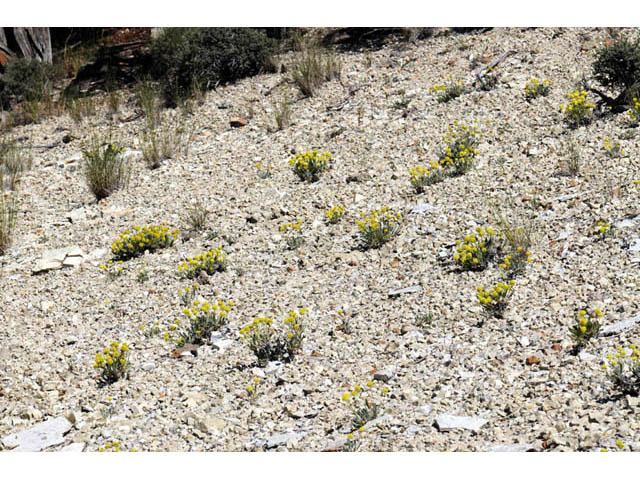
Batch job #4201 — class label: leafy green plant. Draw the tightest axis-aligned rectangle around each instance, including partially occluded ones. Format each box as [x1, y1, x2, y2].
[111, 225, 179, 261]
[627, 96, 640, 125]
[499, 247, 532, 278]
[569, 308, 602, 349]
[178, 283, 199, 306]
[524, 77, 552, 100]
[246, 376, 262, 400]
[602, 345, 640, 396]
[592, 34, 640, 109]
[239, 309, 306, 366]
[178, 246, 228, 278]
[559, 90, 595, 127]
[356, 206, 402, 250]
[289, 150, 332, 182]
[594, 220, 614, 239]
[453, 226, 500, 271]
[476, 280, 515, 319]
[415, 311, 434, 329]
[168, 299, 233, 346]
[93, 341, 130, 386]
[83, 140, 131, 201]
[0, 57, 60, 108]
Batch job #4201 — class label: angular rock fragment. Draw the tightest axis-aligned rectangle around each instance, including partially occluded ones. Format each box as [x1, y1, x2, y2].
[2, 416, 73, 451]
[435, 413, 488, 432]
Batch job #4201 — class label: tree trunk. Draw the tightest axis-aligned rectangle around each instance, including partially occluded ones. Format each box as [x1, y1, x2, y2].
[0, 27, 52, 66]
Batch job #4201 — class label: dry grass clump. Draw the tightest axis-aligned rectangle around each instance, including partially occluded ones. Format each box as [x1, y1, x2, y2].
[291, 36, 341, 97]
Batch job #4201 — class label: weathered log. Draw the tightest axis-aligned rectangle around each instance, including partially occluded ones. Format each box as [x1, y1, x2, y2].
[0, 27, 52, 67]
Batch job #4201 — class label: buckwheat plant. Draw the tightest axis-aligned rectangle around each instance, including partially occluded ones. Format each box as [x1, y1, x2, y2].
[408, 160, 444, 193]
[476, 280, 515, 319]
[438, 121, 481, 177]
[429, 76, 468, 103]
[627, 96, 640, 126]
[111, 225, 179, 261]
[97, 440, 137, 452]
[179, 283, 199, 306]
[289, 150, 331, 182]
[93, 341, 130, 386]
[169, 299, 233, 346]
[177, 246, 228, 279]
[569, 308, 602, 349]
[98, 259, 125, 280]
[595, 220, 614, 239]
[136, 264, 148, 283]
[356, 206, 401, 250]
[524, 78, 552, 100]
[341, 382, 390, 430]
[246, 377, 261, 400]
[453, 226, 500, 271]
[603, 137, 624, 158]
[239, 309, 306, 365]
[255, 161, 273, 179]
[602, 345, 640, 396]
[280, 220, 304, 250]
[559, 90, 595, 127]
[499, 247, 532, 278]
[325, 205, 345, 224]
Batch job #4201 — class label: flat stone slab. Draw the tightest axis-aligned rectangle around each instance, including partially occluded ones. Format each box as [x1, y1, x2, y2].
[598, 314, 640, 337]
[33, 246, 85, 273]
[60, 442, 85, 452]
[2, 416, 72, 451]
[265, 431, 306, 449]
[435, 414, 488, 432]
[489, 443, 537, 452]
[388, 285, 423, 297]
[411, 203, 440, 214]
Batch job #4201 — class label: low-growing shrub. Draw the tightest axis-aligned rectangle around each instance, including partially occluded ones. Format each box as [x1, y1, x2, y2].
[627, 96, 640, 125]
[429, 76, 468, 103]
[559, 90, 595, 127]
[239, 309, 306, 365]
[255, 161, 273, 179]
[476, 280, 515, 319]
[178, 246, 228, 278]
[524, 78, 552, 100]
[83, 140, 131, 201]
[602, 345, 640, 396]
[438, 121, 481, 176]
[289, 150, 331, 182]
[592, 34, 640, 100]
[453, 226, 500, 271]
[499, 247, 532, 278]
[325, 205, 345, 224]
[169, 299, 233, 346]
[341, 382, 390, 430]
[0, 57, 60, 108]
[111, 225, 179, 261]
[569, 308, 602, 349]
[408, 161, 444, 193]
[280, 220, 304, 250]
[98, 259, 125, 280]
[151, 28, 276, 105]
[93, 341, 130, 386]
[356, 206, 401, 250]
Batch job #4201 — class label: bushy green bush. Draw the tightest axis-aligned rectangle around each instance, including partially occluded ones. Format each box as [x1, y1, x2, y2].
[593, 34, 640, 95]
[150, 28, 276, 106]
[0, 57, 60, 108]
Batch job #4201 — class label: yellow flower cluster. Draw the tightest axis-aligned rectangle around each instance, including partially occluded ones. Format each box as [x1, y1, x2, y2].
[239, 309, 306, 364]
[178, 246, 227, 279]
[559, 90, 595, 126]
[288, 150, 332, 182]
[408, 160, 443, 192]
[325, 205, 345, 224]
[524, 77, 552, 100]
[356, 207, 401, 249]
[477, 280, 515, 318]
[111, 225, 179, 261]
[596, 220, 612, 237]
[99, 259, 124, 279]
[603, 137, 624, 157]
[627, 96, 640, 123]
[169, 298, 234, 346]
[94, 341, 130, 385]
[439, 121, 481, 175]
[569, 308, 602, 347]
[429, 76, 467, 103]
[453, 226, 498, 270]
[601, 344, 640, 396]
[279, 220, 303, 232]
[98, 439, 136, 452]
[499, 246, 532, 274]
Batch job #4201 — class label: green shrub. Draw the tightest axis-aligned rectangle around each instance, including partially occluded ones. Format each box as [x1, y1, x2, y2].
[593, 35, 640, 95]
[0, 57, 60, 108]
[83, 140, 131, 201]
[150, 28, 276, 105]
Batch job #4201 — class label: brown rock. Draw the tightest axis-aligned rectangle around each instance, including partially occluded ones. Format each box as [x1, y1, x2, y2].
[526, 355, 541, 365]
[230, 117, 248, 128]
